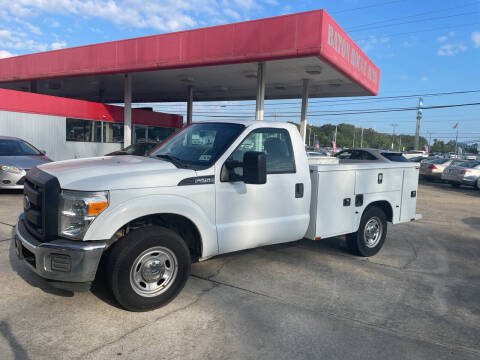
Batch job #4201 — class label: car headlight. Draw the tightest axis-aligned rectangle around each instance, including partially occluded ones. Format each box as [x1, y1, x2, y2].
[58, 190, 109, 240]
[0, 165, 22, 174]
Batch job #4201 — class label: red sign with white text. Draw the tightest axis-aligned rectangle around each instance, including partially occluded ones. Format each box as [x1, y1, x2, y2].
[320, 11, 380, 95]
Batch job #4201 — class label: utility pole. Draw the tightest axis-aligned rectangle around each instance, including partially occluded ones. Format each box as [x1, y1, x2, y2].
[414, 97, 423, 150]
[398, 136, 402, 152]
[391, 123, 399, 150]
[308, 126, 311, 147]
[352, 129, 355, 148]
[360, 127, 364, 148]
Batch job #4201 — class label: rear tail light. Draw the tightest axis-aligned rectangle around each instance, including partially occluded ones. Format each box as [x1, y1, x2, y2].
[428, 164, 437, 169]
[460, 170, 471, 175]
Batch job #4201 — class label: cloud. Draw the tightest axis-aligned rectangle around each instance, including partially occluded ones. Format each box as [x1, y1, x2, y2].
[51, 41, 66, 50]
[437, 31, 455, 43]
[357, 35, 390, 53]
[437, 43, 467, 56]
[0, 49, 15, 58]
[472, 31, 480, 48]
[421, 76, 428, 81]
[0, 0, 278, 33]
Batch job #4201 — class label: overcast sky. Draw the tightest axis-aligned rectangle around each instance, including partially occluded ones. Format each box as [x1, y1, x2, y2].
[0, 0, 479, 142]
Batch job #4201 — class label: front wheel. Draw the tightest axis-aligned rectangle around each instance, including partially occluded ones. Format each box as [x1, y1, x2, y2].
[106, 226, 191, 311]
[475, 178, 480, 190]
[346, 207, 387, 257]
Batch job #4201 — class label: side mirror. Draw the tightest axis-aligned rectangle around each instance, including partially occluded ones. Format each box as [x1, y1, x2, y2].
[243, 151, 266, 184]
[40, 150, 47, 155]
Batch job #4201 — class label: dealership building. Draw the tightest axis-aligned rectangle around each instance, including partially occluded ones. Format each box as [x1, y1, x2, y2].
[0, 9, 379, 160]
[0, 89, 182, 161]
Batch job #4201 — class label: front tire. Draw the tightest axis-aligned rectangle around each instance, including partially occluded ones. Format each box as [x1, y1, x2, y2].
[346, 207, 387, 257]
[106, 226, 191, 311]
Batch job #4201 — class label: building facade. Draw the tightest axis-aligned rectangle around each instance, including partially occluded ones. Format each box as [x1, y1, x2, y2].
[0, 89, 182, 161]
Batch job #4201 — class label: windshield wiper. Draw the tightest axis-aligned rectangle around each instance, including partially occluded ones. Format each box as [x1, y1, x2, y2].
[155, 154, 187, 168]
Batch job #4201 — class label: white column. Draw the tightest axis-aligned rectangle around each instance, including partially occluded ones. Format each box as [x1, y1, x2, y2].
[299, 78, 309, 144]
[187, 85, 193, 126]
[255, 62, 266, 121]
[123, 73, 132, 148]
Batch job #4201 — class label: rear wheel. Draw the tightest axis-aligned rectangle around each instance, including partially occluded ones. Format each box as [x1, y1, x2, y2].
[451, 183, 460, 188]
[475, 178, 480, 190]
[106, 226, 191, 312]
[346, 207, 387, 257]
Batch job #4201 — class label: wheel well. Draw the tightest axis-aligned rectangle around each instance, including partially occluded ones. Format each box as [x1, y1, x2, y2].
[110, 213, 203, 262]
[365, 201, 393, 222]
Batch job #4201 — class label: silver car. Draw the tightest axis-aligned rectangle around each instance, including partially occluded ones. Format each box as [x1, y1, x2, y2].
[0, 136, 52, 189]
[442, 160, 480, 189]
[335, 148, 409, 163]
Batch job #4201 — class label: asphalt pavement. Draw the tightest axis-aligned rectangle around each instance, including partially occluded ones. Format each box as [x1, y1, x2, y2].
[0, 182, 479, 359]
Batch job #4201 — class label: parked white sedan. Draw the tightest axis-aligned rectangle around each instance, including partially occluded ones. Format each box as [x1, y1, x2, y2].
[442, 160, 480, 189]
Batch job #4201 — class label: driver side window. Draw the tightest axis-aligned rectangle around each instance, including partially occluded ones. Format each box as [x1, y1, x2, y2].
[227, 128, 295, 179]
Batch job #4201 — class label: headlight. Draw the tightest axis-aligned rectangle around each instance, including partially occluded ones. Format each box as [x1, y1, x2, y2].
[58, 190, 109, 240]
[0, 165, 22, 174]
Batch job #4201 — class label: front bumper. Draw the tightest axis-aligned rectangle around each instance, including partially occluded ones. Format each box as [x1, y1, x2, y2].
[14, 215, 106, 285]
[0, 169, 26, 189]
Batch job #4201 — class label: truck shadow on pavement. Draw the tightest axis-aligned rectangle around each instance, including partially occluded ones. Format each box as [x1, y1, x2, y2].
[8, 240, 74, 298]
[0, 321, 31, 360]
[463, 217, 480, 231]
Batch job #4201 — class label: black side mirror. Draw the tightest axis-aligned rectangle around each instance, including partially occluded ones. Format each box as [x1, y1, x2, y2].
[243, 151, 266, 184]
[40, 150, 47, 155]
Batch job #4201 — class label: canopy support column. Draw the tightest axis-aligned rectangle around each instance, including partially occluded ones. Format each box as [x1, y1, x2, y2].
[255, 62, 266, 121]
[187, 85, 193, 126]
[299, 78, 309, 144]
[123, 73, 132, 148]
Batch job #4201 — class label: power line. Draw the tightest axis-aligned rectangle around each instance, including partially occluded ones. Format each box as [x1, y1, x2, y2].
[353, 21, 480, 42]
[346, 1, 479, 31]
[332, 0, 404, 14]
[150, 89, 480, 109]
[348, 10, 480, 33]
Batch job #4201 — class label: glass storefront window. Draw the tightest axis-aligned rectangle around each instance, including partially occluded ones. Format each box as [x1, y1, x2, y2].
[103, 122, 124, 143]
[66, 118, 102, 142]
[148, 126, 176, 143]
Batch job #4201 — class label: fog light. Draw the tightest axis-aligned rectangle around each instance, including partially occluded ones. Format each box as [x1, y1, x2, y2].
[51, 254, 71, 272]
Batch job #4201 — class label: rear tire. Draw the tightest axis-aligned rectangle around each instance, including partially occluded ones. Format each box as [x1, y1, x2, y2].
[106, 226, 191, 312]
[346, 207, 387, 257]
[451, 183, 460, 188]
[475, 179, 480, 191]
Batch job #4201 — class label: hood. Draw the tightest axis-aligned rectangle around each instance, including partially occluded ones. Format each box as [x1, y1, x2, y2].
[37, 155, 196, 191]
[0, 155, 52, 170]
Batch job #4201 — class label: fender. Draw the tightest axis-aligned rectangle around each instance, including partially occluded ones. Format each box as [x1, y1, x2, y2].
[353, 193, 399, 232]
[84, 194, 218, 258]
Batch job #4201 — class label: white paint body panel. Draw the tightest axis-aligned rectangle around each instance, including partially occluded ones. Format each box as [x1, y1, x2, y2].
[29, 120, 419, 260]
[306, 162, 419, 240]
[0, 110, 120, 161]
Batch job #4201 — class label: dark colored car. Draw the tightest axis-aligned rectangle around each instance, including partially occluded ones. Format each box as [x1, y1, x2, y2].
[105, 142, 158, 157]
[0, 136, 52, 189]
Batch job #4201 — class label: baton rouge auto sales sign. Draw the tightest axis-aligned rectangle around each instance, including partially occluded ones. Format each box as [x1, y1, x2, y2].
[320, 11, 380, 95]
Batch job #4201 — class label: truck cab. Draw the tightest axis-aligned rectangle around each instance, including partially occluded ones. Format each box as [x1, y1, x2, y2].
[15, 120, 420, 311]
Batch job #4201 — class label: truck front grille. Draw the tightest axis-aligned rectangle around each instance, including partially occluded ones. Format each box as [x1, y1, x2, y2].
[23, 168, 60, 242]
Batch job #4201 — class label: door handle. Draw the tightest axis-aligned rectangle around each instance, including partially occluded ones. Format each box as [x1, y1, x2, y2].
[295, 183, 304, 198]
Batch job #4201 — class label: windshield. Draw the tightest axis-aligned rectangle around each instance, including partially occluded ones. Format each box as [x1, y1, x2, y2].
[462, 160, 480, 168]
[124, 142, 156, 155]
[150, 123, 245, 169]
[381, 153, 409, 162]
[0, 139, 41, 156]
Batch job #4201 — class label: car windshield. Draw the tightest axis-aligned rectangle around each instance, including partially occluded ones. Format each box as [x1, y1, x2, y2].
[0, 139, 41, 156]
[124, 143, 156, 155]
[150, 122, 245, 169]
[381, 152, 409, 162]
[462, 160, 480, 168]
[429, 158, 449, 164]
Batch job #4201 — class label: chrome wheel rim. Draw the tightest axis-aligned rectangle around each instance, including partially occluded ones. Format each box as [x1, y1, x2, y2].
[130, 246, 178, 297]
[364, 217, 382, 248]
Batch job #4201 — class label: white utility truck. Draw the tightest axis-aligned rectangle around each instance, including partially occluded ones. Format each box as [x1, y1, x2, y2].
[15, 121, 420, 311]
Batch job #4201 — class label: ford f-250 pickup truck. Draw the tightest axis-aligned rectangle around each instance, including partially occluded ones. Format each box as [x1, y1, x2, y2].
[15, 120, 420, 311]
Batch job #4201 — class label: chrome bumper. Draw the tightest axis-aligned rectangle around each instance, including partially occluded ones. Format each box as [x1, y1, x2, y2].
[15, 215, 106, 284]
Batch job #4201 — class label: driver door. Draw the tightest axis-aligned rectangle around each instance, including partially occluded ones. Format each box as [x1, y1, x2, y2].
[215, 127, 310, 254]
